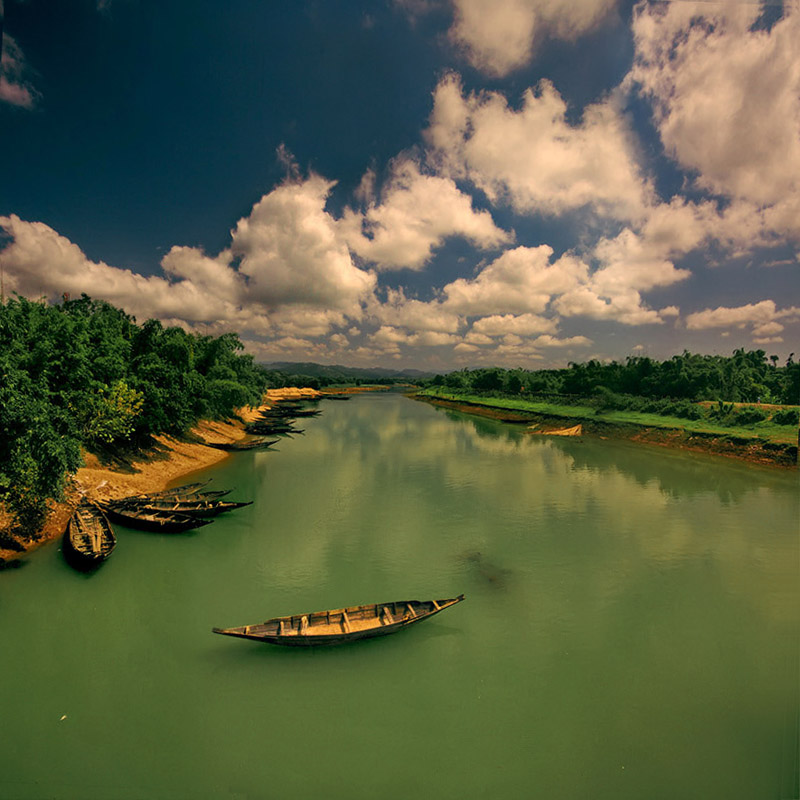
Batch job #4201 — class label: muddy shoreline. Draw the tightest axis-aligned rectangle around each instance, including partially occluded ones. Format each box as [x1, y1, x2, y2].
[415, 394, 798, 468]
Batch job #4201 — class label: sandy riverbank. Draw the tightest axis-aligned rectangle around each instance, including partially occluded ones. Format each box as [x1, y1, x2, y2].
[0, 388, 323, 563]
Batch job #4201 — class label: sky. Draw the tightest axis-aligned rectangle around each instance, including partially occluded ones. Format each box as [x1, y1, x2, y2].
[1, 0, 798, 372]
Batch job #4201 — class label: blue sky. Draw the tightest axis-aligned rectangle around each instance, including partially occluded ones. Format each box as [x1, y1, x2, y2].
[1, 0, 798, 371]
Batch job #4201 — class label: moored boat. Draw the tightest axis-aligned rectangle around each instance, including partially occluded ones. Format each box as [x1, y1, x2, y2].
[109, 498, 252, 518]
[63, 501, 116, 570]
[99, 504, 212, 532]
[212, 595, 465, 646]
[143, 481, 211, 498]
[128, 488, 231, 503]
[206, 437, 279, 451]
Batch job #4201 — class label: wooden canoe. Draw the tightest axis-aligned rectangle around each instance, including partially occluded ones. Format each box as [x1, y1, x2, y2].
[109, 498, 252, 518]
[99, 504, 213, 532]
[259, 408, 320, 418]
[212, 595, 465, 646]
[206, 437, 279, 451]
[127, 489, 231, 504]
[144, 481, 211, 498]
[63, 501, 116, 569]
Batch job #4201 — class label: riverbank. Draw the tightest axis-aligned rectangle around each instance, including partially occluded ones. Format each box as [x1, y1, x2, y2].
[0, 388, 324, 564]
[414, 391, 798, 468]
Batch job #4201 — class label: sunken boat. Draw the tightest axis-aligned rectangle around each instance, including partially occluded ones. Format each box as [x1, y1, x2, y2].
[109, 497, 252, 518]
[99, 504, 212, 533]
[212, 595, 465, 647]
[63, 501, 116, 570]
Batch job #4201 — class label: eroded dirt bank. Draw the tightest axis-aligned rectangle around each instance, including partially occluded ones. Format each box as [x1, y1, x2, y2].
[0, 389, 323, 564]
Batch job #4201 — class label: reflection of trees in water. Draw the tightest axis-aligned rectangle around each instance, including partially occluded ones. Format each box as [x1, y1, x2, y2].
[302, 395, 796, 517]
[441, 407, 525, 442]
[546, 435, 794, 505]
[435, 402, 794, 506]
[263, 394, 796, 632]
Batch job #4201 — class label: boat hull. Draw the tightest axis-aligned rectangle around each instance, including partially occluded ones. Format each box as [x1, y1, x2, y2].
[108, 500, 251, 518]
[100, 505, 212, 532]
[213, 596, 465, 647]
[63, 503, 116, 571]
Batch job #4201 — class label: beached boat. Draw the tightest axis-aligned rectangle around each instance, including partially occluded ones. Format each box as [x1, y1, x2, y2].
[99, 504, 212, 532]
[109, 498, 252, 518]
[245, 423, 303, 436]
[259, 408, 320, 419]
[63, 501, 116, 569]
[144, 481, 211, 498]
[206, 437, 279, 451]
[212, 595, 465, 646]
[127, 489, 231, 504]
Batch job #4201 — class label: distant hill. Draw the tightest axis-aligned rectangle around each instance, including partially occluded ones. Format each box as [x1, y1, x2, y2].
[261, 362, 433, 381]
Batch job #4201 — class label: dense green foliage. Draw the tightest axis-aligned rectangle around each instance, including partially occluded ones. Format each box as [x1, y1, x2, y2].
[0, 295, 266, 529]
[422, 351, 800, 434]
[425, 350, 800, 406]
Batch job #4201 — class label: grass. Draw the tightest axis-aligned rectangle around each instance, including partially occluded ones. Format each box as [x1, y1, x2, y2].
[418, 389, 799, 445]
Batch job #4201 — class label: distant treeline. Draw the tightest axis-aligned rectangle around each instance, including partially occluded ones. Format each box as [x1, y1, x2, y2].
[424, 350, 800, 408]
[0, 295, 266, 529]
[262, 370, 401, 390]
[260, 361, 428, 388]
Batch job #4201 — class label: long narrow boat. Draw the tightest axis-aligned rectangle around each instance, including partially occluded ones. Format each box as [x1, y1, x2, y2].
[126, 489, 231, 505]
[63, 501, 116, 570]
[143, 481, 211, 498]
[99, 504, 212, 533]
[245, 424, 303, 436]
[206, 437, 279, 451]
[132, 488, 232, 503]
[259, 408, 320, 419]
[212, 595, 465, 646]
[109, 498, 252, 518]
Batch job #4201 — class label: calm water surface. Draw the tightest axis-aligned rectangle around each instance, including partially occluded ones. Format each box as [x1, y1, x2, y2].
[1, 393, 798, 799]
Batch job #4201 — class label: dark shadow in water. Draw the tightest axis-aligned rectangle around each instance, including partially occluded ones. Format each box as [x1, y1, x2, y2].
[0, 556, 27, 571]
[0, 528, 27, 553]
[460, 550, 512, 589]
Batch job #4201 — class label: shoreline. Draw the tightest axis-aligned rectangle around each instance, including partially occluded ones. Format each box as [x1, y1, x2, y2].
[414, 394, 798, 468]
[0, 388, 323, 564]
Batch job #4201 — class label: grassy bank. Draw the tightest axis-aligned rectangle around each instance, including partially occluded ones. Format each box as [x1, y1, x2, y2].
[415, 388, 799, 466]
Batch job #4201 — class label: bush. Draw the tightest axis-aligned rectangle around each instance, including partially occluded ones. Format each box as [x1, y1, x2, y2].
[772, 408, 799, 426]
[734, 407, 768, 425]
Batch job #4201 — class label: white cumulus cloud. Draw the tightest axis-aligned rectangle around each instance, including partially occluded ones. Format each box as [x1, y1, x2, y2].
[629, 2, 800, 238]
[426, 73, 652, 221]
[340, 156, 511, 271]
[447, 0, 617, 77]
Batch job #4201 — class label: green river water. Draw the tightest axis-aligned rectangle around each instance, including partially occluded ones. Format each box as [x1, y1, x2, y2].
[1, 392, 798, 800]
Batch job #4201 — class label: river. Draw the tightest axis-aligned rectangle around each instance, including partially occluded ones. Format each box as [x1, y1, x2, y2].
[1, 391, 798, 799]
